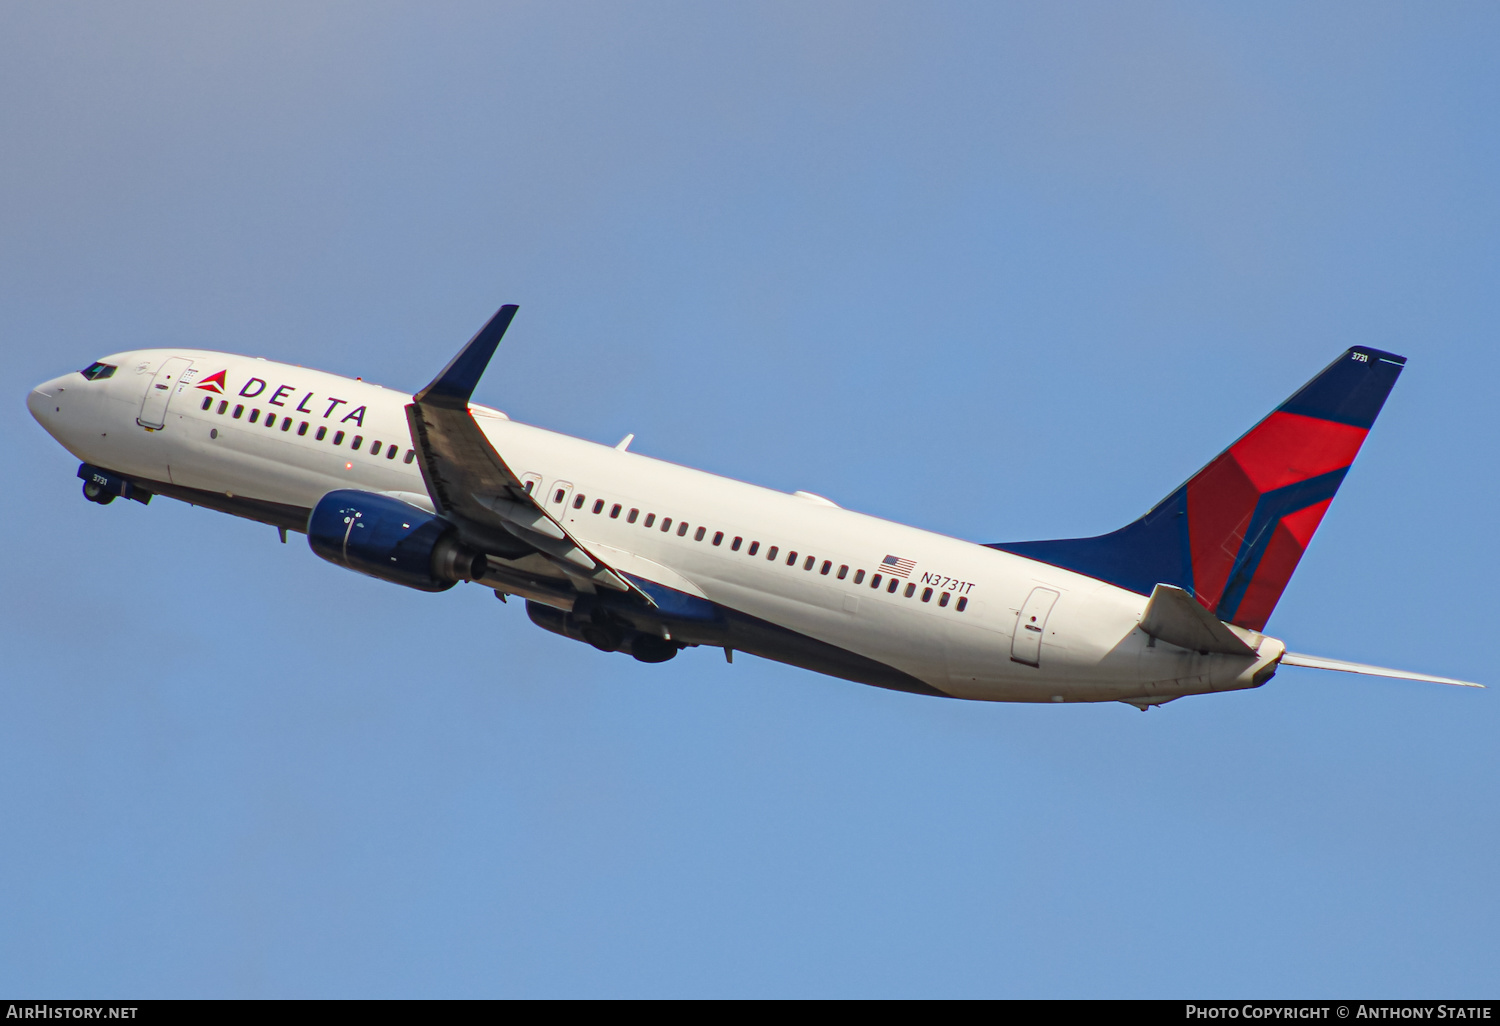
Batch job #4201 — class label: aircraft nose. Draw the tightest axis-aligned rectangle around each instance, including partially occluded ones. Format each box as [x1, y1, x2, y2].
[27, 374, 74, 431]
[27, 384, 53, 425]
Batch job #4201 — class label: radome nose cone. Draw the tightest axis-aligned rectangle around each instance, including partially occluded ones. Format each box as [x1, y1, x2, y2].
[27, 386, 52, 425]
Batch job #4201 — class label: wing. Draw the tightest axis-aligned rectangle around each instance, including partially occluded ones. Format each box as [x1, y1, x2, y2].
[405, 304, 635, 596]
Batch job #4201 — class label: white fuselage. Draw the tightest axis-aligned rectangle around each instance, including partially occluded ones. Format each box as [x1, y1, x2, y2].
[28, 349, 1285, 704]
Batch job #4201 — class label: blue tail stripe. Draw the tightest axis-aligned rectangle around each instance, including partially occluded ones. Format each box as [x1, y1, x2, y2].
[1212, 468, 1348, 620]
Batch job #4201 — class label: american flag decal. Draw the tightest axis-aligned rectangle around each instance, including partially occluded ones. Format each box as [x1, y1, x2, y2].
[881, 554, 916, 579]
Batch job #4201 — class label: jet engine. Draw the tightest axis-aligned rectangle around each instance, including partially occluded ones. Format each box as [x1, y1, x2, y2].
[307, 489, 486, 593]
[525, 600, 682, 663]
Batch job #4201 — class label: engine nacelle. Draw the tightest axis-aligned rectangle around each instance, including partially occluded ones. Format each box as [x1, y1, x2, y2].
[307, 489, 485, 593]
[525, 600, 682, 663]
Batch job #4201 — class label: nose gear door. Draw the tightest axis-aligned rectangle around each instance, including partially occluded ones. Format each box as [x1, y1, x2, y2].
[137, 357, 194, 430]
[1011, 587, 1060, 667]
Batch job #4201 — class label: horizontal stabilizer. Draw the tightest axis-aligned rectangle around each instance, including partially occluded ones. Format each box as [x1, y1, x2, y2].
[1280, 652, 1482, 688]
[1140, 584, 1256, 656]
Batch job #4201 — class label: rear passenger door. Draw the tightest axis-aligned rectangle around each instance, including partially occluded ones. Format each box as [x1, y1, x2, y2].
[1011, 587, 1060, 667]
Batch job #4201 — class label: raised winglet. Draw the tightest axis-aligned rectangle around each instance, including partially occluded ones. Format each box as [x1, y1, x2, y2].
[413, 304, 519, 409]
[1280, 652, 1483, 688]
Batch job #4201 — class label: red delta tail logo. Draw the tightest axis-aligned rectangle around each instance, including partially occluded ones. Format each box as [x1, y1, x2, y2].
[195, 370, 228, 394]
[1182, 409, 1370, 630]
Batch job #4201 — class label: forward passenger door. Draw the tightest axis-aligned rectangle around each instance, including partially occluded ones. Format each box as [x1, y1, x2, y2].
[137, 357, 193, 430]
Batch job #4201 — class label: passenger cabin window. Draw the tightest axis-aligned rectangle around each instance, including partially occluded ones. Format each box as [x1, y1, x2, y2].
[554, 488, 566, 504]
[233, 405, 244, 419]
[820, 561, 832, 575]
[803, 556, 815, 571]
[695, 527, 706, 541]
[731, 537, 742, 551]
[352, 435, 364, 448]
[921, 587, 933, 602]
[387, 444, 397, 459]
[644, 513, 655, 528]
[217, 401, 228, 414]
[837, 565, 848, 580]
[904, 583, 916, 598]
[316, 426, 327, 441]
[713, 532, 723, 546]
[747, 541, 759, 555]
[80, 362, 117, 381]
[370, 438, 380, 451]
[610, 504, 622, 518]
[281, 417, 292, 431]
[593, 499, 605, 514]
[573, 494, 586, 509]
[939, 592, 951, 607]
[265, 414, 277, 429]
[200, 397, 212, 411]
[248, 409, 260, 423]
[661, 518, 672, 533]
[956, 597, 968, 612]
[524, 481, 534, 494]
[333, 430, 345, 445]
[627, 508, 639, 523]
[786, 551, 797, 566]
[404, 450, 415, 463]
[854, 569, 865, 584]
[677, 522, 689, 537]
[887, 578, 899, 594]
[298, 422, 309, 436]
[870, 573, 882, 589]
[767, 546, 778, 561]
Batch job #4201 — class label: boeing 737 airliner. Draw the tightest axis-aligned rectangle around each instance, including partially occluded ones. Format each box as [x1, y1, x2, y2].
[26, 305, 1480, 707]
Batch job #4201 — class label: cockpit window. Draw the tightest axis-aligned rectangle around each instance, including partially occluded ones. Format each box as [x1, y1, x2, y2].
[80, 362, 116, 381]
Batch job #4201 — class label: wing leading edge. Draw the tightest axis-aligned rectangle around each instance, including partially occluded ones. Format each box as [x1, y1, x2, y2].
[405, 304, 637, 596]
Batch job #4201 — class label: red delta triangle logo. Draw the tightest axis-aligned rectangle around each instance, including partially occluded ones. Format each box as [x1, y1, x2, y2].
[195, 370, 228, 394]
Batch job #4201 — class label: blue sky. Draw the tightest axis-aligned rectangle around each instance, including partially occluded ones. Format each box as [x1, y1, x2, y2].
[2, 1, 1497, 997]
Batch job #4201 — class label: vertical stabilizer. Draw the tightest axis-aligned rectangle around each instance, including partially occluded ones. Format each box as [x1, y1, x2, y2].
[989, 348, 1405, 630]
